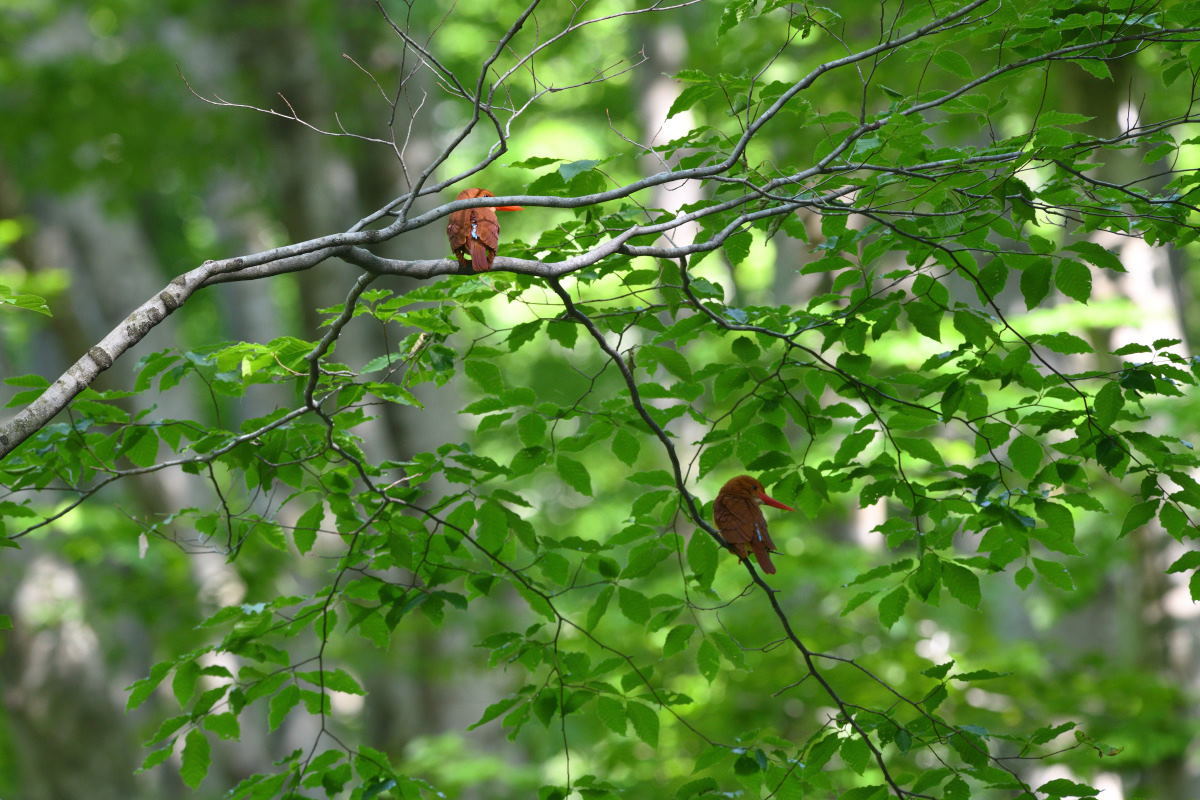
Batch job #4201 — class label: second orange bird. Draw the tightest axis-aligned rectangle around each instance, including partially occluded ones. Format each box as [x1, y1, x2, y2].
[713, 475, 795, 574]
[446, 188, 522, 272]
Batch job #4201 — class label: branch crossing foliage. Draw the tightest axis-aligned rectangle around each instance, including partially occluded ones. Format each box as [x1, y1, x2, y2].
[4, 1, 1200, 798]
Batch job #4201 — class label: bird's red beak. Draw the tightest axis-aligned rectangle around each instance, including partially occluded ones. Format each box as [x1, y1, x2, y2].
[495, 205, 523, 211]
[757, 490, 794, 512]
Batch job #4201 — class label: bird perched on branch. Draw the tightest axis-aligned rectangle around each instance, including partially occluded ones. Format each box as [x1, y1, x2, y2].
[713, 475, 794, 574]
[446, 188, 522, 272]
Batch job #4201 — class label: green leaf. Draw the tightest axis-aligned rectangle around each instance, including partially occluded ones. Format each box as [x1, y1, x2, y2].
[293, 501, 324, 555]
[1015, 565, 1034, 589]
[1009, 434, 1042, 479]
[709, 631, 746, 669]
[1055, 260, 1092, 303]
[127, 662, 172, 710]
[518, 414, 547, 447]
[934, 50, 972, 78]
[1067, 241, 1125, 272]
[878, 585, 909, 628]
[612, 430, 640, 466]
[203, 713, 241, 740]
[1160, 502, 1189, 540]
[172, 661, 200, 706]
[596, 696, 626, 734]
[731, 336, 759, 362]
[1093, 381, 1123, 428]
[667, 83, 715, 119]
[465, 359, 503, 390]
[840, 735, 872, 774]
[297, 668, 365, 695]
[556, 455, 592, 496]
[688, 532, 719, 589]
[587, 586, 614, 630]
[1166, 550, 1200, 574]
[1121, 500, 1158, 537]
[943, 563, 981, 608]
[663, 624, 695, 658]
[1033, 501, 1079, 555]
[835, 430, 876, 464]
[559, 159, 602, 181]
[618, 587, 650, 624]
[895, 436, 945, 467]
[627, 701, 660, 747]
[642, 344, 692, 380]
[1020, 259, 1052, 309]
[1033, 557, 1074, 591]
[180, 729, 210, 789]
[268, 684, 301, 731]
[1034, 332, 1093, 355]
[722, 230, 752, 266]
[547, 320, 577, 349]
[905, 301, 943, 342]
[1038, 778, 1100, 797]
[469, 696, 522, 730]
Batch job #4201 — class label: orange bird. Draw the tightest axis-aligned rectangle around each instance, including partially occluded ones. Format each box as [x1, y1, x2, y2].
[446, 188, 522, 272]
[713, 475, 795, 574]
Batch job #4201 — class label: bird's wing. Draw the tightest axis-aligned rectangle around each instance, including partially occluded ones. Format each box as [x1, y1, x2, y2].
[714, 494, 762, 544]
[716, 494, 778, 552]
[467, 211, 500, 272]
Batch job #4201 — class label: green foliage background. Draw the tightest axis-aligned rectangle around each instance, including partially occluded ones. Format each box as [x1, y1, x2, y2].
[3, 1, 1200, 799]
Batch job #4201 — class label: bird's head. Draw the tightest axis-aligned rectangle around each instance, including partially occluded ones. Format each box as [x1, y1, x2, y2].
[455, 187, 522, 211]
[719, 475, 795, 511]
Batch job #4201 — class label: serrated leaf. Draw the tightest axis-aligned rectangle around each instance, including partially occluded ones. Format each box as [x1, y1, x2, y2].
[840, 735, 872, 774]
[518, 414, 547, 447]
[723, 230, 753, 266]
[731, 336, 759, 362]
[663, 624, 695, 658]
[180, 729, 210, 789]
[204, 712, 241, 740]
[612, 430, 640, 466]
[1034, 501, 1079, 555]
[1020, 259, 1052, 309]
[268, 684, 301, 731]
[1035, 332, 1093, 355]
[1055, 260, 1092, 303]
[587, 585, 614, 630]
[469, 695, 522, 730]
[905, 301, 942, 342]
[1093, 381, 1123, 428]
[1038, 777, 1100, 797]
[687, 532, 719, 589]
[1160, 502, 1189, 540]
[557, 455, 592, 496]
[667, 83, 714, 119]
[1008, 434, 1042, 479]
[878, 585, 909, 628]
[172, 661, 200, 706]
[943, 562, 981, 608]
[596, 695, 626, 734]
[1166, 550, 1200, 574]
[835, 430, 876, 464]
[1033, 557, 1074, 591]
[618, 587, 650, 624]
[1120, 500, 1158, 537]
[1067, 241, 1125, 272]
[627, 701, 660, 747]
[895, 436, 945, 467]
[293, 501, 324, 555]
